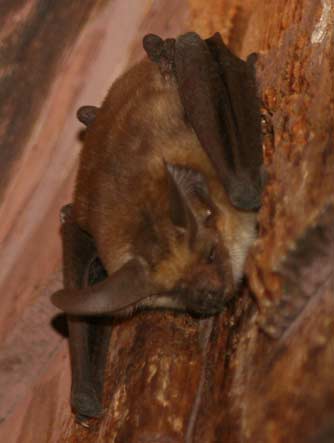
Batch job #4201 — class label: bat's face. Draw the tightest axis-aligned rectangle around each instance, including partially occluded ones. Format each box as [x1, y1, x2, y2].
[167, 229, 235, 315]
[52, 152, 256, 318]
[146, 163, 257, 316]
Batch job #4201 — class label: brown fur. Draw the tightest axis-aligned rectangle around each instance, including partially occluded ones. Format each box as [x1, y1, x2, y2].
[51, 32, 262, 424]
[73, 58, 256, 304]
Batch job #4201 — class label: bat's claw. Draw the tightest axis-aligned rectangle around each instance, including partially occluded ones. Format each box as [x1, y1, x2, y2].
[75, 413, 104, 429]
[75, 415, 91, 428]
[60, 203, 73, 224]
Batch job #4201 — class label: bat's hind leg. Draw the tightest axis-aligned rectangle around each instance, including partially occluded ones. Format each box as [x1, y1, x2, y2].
[89, 316, 112, 408]
[85, 257, 112, 411]
[60, 204, 109, 423]
[67, 316, 103, 423]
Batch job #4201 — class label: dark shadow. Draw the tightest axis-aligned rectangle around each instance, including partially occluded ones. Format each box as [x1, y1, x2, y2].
[51, 313, 69, 337]
[308, 422, 334, 443]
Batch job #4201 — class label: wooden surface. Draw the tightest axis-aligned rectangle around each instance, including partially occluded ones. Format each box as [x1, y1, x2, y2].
[0, 0, 103, 343]
[0, 0, 333, 442]
[57, 0, 334, 441]
[0, 1, 189, 442]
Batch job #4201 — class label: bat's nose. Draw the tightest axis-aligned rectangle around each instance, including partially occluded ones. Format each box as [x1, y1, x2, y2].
[189, 288, 225, 316]
[228, 178, 262, 210]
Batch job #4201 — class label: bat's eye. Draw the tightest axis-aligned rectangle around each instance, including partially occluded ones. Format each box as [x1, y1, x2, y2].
[207, 245, 216, 264]
[205, 209, 212, 219]
[204, 209, 215, 228]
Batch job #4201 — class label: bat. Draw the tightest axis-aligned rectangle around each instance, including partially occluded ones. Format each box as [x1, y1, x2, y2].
[51, 32, 263, 424]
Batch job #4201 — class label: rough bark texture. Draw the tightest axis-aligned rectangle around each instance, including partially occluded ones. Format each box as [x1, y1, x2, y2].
[0, 1, 189, 442]
[1, 0, 333, 442]
[0, 0, 107, 344]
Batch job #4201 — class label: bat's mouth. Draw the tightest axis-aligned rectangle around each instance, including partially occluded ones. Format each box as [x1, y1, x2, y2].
[177, 287, 227, 316]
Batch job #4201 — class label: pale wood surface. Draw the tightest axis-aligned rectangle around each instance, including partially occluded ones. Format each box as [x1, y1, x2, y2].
[1, 0, 333, 442]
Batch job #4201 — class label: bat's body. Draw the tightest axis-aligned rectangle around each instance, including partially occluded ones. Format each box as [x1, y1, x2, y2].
[75, 59, 255, 307]
[51, 32, 263, 424]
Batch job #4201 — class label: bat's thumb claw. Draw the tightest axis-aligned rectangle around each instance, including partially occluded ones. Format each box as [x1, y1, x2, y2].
[143, 34, 164, 62]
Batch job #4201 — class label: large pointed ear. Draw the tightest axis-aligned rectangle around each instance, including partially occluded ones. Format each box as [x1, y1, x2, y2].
[174, 32, 263, 210]
[166, 163, 215, 243]
[51, 259, 160, 316]
[166, 164, 197, 239]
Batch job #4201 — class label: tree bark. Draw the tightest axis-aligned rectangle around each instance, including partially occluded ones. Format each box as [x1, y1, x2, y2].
[57, 1, 334, 442]
[0, 1, 333, 442]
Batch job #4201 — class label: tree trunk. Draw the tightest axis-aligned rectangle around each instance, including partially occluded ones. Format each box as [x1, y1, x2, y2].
[0, 1, 333, 442]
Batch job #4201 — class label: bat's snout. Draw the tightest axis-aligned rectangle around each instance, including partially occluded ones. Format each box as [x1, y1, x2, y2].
[185, 288, 226, 316]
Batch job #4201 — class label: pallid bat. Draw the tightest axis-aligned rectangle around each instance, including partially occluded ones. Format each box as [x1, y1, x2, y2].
[51, 32, 263, 423]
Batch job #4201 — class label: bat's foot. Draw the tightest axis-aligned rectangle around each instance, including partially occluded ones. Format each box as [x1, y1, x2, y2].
[71, 388, 104, 422]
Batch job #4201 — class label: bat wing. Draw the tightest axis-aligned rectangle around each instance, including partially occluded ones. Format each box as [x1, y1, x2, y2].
[174, 32, 263, 210]
[52, 258, 161, 316]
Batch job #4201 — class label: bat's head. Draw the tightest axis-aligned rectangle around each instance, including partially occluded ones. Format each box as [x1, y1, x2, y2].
[145, 162, 256, 316]
[51, 159, 256, 318]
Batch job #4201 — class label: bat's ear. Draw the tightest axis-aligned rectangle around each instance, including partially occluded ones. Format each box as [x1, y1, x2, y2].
[77, 105, 99, 127]
[174, 32, 263, 210]
[51, 258, 161, 316]
[167, 163, 213, 243]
